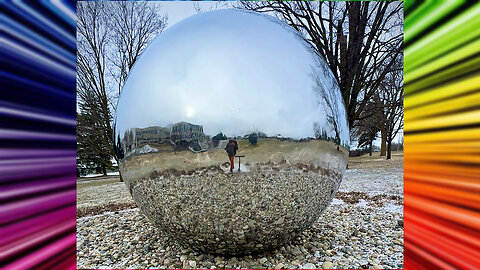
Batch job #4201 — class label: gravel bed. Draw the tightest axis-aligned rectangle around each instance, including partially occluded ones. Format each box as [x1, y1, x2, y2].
[77, 201, 402, 269]
[77, 154, 403, 269]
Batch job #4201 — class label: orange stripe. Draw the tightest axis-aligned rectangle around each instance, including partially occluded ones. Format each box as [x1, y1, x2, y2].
[405, 194, 480, 230]
[405, 171, 480, 192]
[405, 181, 480, 210]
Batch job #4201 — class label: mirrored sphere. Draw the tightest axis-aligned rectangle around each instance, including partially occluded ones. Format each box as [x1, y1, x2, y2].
[115, 9, 349, 255]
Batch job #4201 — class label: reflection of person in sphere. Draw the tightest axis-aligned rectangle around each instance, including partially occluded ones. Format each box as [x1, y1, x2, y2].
[224, 139, 238, 173]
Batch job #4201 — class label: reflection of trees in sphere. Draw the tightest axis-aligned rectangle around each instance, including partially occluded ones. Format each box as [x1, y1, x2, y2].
[115, 9, 349, 255]
[248, 133, 258, 145]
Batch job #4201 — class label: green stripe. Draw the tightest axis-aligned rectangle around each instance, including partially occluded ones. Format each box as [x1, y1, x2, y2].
[405, 3, 480, 72]
[404, 0, 464, 43]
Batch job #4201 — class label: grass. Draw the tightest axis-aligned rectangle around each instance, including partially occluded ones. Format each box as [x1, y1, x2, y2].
[77, 178, 120, 188]
[348, 151, 404, 169]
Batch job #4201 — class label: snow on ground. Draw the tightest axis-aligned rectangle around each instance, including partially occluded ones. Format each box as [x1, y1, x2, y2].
[76, 151, 403, 269]
[77, 179, 133, 210]
[82, 171, 120, 178]
[340, 167, 403, 196]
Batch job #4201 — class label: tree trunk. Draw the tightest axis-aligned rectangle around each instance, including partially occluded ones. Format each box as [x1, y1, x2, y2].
[369, 141, 373, 156]
[380, 129, 387, 156]
[102, 163, 107, 176]
[386, 133, 392, 160]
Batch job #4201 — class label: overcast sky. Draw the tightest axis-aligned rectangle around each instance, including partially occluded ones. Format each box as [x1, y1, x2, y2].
[151, 2, 403, 149]
[115, 9, 350, 146]
[161, 1, 229, 29]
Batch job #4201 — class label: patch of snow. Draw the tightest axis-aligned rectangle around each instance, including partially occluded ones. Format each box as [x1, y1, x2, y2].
[381, 202, 403, 213]
[354, 199, 369, 208]
[340, 167, 403, 197]
[331, 198, 345, 205]
[83, 171, 120, 178]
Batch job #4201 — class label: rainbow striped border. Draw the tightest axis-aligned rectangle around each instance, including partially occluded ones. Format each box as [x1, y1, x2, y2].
[2, 1, 480, 269]
[2, 0, 77, 269]
[404, 0, 480, 269]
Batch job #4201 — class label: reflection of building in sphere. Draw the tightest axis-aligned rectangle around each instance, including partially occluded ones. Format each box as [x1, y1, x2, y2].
[170, 122, 204, 143]
[120, 126, 170, 156]
[170, 122, 209, 152]
[119, 122, 211, 157]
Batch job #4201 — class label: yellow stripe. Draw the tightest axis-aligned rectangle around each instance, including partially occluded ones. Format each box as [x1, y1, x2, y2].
[406, 128, 480, 143]
[405, 75, 480, 109]
[405, 91, 480, 121]
[406, 110, 480, 131]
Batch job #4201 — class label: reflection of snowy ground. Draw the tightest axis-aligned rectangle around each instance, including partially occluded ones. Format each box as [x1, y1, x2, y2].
[219, 160, 250, 173]
[77, 152, 403, 269]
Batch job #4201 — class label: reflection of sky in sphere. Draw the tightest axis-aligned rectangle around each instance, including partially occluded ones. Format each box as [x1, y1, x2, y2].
[116, 9, 349, 146]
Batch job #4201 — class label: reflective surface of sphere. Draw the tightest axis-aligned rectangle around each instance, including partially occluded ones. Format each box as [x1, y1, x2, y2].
[116, 10, 349, 255]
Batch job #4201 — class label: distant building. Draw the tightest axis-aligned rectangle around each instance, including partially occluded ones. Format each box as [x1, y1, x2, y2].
[121, 122, 210, 155]
[170, 122, 205, 144]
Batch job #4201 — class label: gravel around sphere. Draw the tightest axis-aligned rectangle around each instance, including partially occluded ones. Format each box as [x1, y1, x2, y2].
[77, 153, 403, 269]
[77, 202, 402, 269]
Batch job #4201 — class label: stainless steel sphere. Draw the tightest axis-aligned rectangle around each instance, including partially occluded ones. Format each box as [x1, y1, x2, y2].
[115, 9, 349, 255]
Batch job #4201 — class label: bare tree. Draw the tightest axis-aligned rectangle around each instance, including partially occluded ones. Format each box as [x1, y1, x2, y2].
[193, 1, 230, 14]
[239, 1, 403, 131]
[108, 1, 167, 99]
[311, 70, 342, 146]
[378, 59, 404, 160]
[77, 1, 114, 166]
[354, 100, 381, 156]
[77, 1, 167, 174]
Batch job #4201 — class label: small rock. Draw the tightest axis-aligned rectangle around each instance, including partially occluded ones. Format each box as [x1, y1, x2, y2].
[291, 260, 301, 266]
[322, 261, 334, 269]
[250, 265, 266, 269]
[292, 247, 302, 255]
[259, 257, 268, 264]
[392, 240, 402, 245]
[189, 261, 197, 268]
[303, 263, 316, 269]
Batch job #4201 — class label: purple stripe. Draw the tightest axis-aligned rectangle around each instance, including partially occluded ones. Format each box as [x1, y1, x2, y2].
[0, 149, 76, 159]
[0, 156, 75, 165]
[0, 106, 76, 126]
[1, 176, 75, 201]
[0, 161, 75, 182]
[0, 129, 76, 141]
[3, 233, 76, 270]
[3, 219, 75, 261]
[1, 189, 76, 225]
[1, 205, 75, 246]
